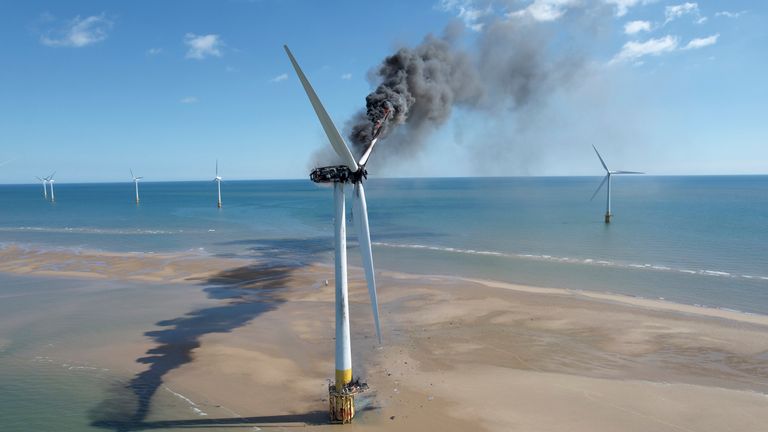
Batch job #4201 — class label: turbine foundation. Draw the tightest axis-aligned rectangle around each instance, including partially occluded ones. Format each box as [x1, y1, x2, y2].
[604, 212, 612, 223]
[329, 381, 368, 424]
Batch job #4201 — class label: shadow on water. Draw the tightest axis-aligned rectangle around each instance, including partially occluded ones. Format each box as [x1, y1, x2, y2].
[90, 238, 335, 431]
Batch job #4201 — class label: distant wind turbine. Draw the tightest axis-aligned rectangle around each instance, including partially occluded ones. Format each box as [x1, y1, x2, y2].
[591, 145, 643, 223]
[35, 176, 48, 200]
[214, 160, 222, 208]
[47, 172, 56, 202]
[130, 169, 143, 204]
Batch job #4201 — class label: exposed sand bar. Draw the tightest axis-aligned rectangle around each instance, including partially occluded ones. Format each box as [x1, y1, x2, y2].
[0, 243, 251, 283]
[2, 243, 768, 431]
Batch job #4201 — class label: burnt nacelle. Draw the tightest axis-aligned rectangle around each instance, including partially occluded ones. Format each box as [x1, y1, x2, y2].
[310, 166, 367, 184]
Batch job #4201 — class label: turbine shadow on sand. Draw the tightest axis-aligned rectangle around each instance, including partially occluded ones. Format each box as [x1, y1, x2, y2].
[89, 238, 334, 431]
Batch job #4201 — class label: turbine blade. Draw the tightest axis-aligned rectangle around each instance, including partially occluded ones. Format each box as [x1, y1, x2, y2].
[592, 145, 609, 172]
[353, 182, 381, 344]
[358, 139, 377, 168]
[590, 174, 609, 201]
[216, 159, 218, 177]
[358, 109, 392, 167]
[49, 171, 56, 179]
[130, 168, 134, 179]
[35, 176, 42, 181]
[612, 170, 644, 174]
[284, 45, 358, 171]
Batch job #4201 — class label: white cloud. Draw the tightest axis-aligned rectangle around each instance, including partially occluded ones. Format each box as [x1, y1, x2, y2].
[624, 20, 651, 34]
[683, 33, 719, 50]
[179, 96, 198, 104]
[610, 35, 678, 64]
[603, 0, 654, 17]
[715, 11, 745, 19]
[184, 33, 223, 60]
[508, 0, 579, 22]
[270, 73, 288, 83]
[147, 47, 162, 55]
[664, 2, 699, 23]
[341, 73, 352, 80]
[40, 14, 113, 48]
[695, 16, 707, 24]
[438, 0, 492, 31]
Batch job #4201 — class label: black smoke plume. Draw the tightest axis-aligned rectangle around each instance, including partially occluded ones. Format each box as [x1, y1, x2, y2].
[311, 13, 590, 169]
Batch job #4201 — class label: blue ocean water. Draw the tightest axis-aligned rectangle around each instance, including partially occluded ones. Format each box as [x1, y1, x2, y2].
[1, 176, 767, 313]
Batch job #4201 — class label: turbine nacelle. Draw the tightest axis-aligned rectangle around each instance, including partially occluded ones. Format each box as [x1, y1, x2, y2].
[310, 165, 367, 184]
[130, 169, 143, 182]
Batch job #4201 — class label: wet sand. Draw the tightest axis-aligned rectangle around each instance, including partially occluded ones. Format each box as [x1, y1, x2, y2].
[3, 244, 768, 431]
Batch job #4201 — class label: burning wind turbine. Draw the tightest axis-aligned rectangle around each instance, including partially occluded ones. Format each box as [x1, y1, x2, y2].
[285, 45, 383, 424]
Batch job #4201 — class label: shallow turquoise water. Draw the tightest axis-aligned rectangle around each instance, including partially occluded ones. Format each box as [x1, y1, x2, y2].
[1, 176, 767, 430]
[1, 176, 766, 312]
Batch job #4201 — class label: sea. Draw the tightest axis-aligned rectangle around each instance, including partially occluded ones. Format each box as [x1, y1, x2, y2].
[0, 175, 767, 430]
[1, 176, 767, 312]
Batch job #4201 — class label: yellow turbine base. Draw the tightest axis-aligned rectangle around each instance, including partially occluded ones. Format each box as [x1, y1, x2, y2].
[335, 369, 352, 390]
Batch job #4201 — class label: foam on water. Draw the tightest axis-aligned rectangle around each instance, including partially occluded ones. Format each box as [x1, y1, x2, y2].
[1, 176, 767, 312]
[373, 241, 768, 282]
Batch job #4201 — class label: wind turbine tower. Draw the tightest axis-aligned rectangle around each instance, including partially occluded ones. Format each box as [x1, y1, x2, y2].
[214, 160, 222, 208]
[591, 146, 643, 223]
[286, 45, 383, 424]
[47, 172, 56, 202]
[36, 176, 48, 200]
[131, 169, 143, 204]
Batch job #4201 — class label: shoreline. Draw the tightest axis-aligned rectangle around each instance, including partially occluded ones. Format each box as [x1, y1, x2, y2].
[3, 242, 768, 430]
[2, 241, 768, 327]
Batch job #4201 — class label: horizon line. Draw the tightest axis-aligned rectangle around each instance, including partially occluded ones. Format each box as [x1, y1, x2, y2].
[1, 173, 767, 186]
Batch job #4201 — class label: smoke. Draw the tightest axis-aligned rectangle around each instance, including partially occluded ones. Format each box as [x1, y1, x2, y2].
[347, 25, 484, 159]
[312, 6, 596, 170]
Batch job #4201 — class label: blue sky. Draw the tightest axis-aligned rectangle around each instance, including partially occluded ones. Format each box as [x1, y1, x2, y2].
[0, 0, 765, 183]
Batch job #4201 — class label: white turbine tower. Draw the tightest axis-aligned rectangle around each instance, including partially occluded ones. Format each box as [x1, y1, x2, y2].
[286, 45, 383, 424]
[591, 145, 643, 223]
[214, 160, 222, 208]
[36, 176, 48, 200]
[47, 172, 56, 202]
[130, 169, 143, 204]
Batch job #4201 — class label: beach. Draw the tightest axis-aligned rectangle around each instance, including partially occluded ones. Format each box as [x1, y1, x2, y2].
[2, 244, 768, 431]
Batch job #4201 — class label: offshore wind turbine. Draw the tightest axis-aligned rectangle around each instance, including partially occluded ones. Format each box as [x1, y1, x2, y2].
[285, 45, 384, 424]
[48, 172, 56, 202]
[591, 145, 643, 223]
[36, 176, 48, 200]
[214, 160, 222, 208]
[130, 169, 143, 204]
